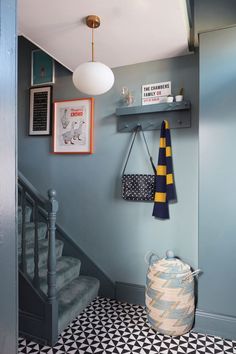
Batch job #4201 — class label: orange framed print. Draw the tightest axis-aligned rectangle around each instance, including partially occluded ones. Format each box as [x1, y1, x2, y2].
[53, 98, 94, 154]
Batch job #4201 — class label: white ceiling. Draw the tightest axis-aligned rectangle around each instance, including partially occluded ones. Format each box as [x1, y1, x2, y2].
[18, 0, 190, 71]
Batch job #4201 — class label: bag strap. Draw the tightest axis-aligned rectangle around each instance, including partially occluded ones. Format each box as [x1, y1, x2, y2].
[122, 127, 138, 176]
[140, 129, 156, 174]
[122, 126, 156, 176]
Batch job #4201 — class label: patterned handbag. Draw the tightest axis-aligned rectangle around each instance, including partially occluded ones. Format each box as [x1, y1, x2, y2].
[122, 127, 156, 201]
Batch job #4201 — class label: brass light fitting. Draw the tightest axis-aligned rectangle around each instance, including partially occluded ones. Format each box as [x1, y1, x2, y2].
[86, 15, 100, 29]
[86, 15, 101, 62]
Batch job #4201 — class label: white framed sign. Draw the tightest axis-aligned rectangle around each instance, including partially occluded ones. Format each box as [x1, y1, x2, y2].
[142, 81, 171, 105]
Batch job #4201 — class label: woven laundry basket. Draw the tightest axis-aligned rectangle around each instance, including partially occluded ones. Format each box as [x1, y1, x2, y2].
[145, 250, 196, 336]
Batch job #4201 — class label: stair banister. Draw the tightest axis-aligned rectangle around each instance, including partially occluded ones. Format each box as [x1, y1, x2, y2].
[47, 189, 58, 304]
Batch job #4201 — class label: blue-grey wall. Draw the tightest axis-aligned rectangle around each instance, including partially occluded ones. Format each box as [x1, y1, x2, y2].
[196, 26, 236, 339]
[194, 0, 236, 44]
[18, 36, 199, 286]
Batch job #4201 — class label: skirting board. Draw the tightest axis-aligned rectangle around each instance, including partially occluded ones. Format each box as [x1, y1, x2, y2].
[115, 281, 236, 341]
[194, 310, 236, 341]
[115, 282, 145, 306]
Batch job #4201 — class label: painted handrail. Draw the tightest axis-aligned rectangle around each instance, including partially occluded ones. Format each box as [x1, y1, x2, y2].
[18, 171, 48, 210]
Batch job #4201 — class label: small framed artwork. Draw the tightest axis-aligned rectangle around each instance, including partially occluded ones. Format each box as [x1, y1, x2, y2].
[53, 98, 94, 154]
[29, 86, 52, 136]
[31, 49, 55, 86]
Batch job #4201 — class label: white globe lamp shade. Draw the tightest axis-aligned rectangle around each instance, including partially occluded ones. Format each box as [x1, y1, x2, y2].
[72, 61, 114, 95]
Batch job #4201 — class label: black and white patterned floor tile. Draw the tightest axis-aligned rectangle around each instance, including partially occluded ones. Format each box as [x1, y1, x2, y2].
[18, 297, 236, 354]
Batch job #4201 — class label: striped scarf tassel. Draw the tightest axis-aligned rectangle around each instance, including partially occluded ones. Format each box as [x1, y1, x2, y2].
[152, 120, 176, 219]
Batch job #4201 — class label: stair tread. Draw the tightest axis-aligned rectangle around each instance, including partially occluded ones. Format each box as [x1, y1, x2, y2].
[29, 256, 81, 294]
[58, 275, 100, 334]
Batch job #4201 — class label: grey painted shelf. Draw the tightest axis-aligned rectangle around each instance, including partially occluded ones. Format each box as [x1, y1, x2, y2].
[116, 100, 191, 132]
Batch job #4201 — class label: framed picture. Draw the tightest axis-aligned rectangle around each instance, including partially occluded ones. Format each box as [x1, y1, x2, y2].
[29, 86, 52, 136]
[53, 98, 94, 154]
[31, 49, 55, 86]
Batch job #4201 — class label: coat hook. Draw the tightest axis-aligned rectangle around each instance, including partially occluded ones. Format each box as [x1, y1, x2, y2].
[135, 124, 142, 131]
[120, 124, 129, 131]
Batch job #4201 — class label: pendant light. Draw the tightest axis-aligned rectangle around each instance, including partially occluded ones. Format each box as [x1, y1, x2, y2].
[72, 15, 115, 95]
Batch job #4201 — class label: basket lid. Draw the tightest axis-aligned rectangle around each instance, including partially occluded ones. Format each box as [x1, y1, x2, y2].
[152, 250, 190, 274]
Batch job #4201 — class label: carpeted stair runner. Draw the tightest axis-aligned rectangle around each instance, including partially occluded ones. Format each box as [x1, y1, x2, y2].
[18, 206, 100, 337]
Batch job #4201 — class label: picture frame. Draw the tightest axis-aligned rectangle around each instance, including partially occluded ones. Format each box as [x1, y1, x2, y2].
[53, 98, 94, 154]
[31, 49, 55, 86]
[29, 86, 52, 136]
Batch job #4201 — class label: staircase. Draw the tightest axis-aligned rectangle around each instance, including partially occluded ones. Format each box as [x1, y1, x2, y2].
[18, 172, 108, 346]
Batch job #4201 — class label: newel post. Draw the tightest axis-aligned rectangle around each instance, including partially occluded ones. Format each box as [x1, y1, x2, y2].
[47, 189, 58, 303]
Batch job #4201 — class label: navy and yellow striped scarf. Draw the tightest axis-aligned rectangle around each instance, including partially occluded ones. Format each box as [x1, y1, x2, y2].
[153, 120, 176, 219]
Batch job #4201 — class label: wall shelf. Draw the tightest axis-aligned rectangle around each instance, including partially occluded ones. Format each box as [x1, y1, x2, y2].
[116, 100, 191, 132]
